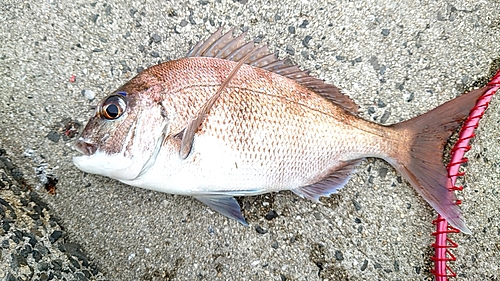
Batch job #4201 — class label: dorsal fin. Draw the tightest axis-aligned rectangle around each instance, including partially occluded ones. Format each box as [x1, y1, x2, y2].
[187, 28, 359, 114]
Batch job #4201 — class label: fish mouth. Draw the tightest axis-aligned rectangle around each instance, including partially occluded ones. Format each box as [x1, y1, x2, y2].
[75, 138, 97, 156]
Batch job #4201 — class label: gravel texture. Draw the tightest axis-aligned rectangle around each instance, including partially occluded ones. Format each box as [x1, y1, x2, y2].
[0, 149, 106, 281]
[1, 0, 499, 280]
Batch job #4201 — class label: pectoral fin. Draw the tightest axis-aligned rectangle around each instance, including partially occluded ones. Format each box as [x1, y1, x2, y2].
[194, 195, 248, 226]
[179, 44, 259, 159]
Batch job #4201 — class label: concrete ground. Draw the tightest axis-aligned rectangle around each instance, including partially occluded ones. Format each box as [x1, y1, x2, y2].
[1, 0, 499, 280]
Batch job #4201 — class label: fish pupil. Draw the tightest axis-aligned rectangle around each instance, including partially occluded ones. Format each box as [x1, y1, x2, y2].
[106, 104, 119, 118]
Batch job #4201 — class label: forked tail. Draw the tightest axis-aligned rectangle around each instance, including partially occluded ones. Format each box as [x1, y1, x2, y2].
[388, 85, 494, 234]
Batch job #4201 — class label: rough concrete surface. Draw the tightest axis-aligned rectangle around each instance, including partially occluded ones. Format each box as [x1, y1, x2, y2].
[1, 0, 499, 280]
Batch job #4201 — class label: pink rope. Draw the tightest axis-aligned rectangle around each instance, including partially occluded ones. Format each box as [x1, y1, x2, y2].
[431, 69, 500, 280]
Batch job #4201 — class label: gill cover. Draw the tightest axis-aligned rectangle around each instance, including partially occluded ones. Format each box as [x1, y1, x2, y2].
[74, 87, 169, 181]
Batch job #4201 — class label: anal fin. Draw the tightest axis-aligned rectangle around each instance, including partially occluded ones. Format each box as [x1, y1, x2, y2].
[292, 159, 362, 202]
[194, 195, 248, 226]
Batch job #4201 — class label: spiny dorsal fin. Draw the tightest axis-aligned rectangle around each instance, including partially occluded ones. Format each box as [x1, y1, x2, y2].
[187, 27, 359, 114]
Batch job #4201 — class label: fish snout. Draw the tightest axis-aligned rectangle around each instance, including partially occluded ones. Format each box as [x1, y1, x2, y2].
[75, 138, 97, 156]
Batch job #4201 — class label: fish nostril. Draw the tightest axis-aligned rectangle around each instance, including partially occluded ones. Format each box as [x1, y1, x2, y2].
[75, 140, 97, 156]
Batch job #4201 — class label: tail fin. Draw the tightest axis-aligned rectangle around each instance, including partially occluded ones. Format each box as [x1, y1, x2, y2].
[388, 86, 493, 234]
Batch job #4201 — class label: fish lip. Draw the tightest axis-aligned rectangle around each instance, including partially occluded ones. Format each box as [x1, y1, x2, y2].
[74, 138, 97, 156]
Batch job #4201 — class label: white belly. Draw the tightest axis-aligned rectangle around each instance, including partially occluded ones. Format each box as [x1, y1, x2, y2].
[121, 135, 276, 196]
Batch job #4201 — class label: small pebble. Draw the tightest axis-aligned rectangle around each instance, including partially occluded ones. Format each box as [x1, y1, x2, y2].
[265, 210, 278, 220]
[81, 89, 95, 101]
[36, 244, 49, 255]
[49, 230, 63, 243]
[51, 259, 63, 271]
[38, 261, 49, 271]
[380, 109, 391, 124]
[370, 56, 380, 70]
[437, 12, 447, 21]
[379, 65, 387, 75]
[394, 260, 400, 271]
[69, 256, 81, 269]
[129, 8, 137, 17]
[39, 272, 49, 281]
[14, 253, 28, 266]
[105, 5, 111, 16]
[302, 35, 312, 48]
[360, 260, 368, 271]
[335, 250, 344, 261]
[405, 92, 414, 102]
[378, 167, 388, 178]
[150, 33, 161, 43]
[299, 19, 309, 28]
[46, 131, 60, 143]
[352, 199, 362, 211]
[313, 212, 321, 220]
[22, 244, 33, 256]
[32, 250, 42, 262]
[255, 225, 267, 234]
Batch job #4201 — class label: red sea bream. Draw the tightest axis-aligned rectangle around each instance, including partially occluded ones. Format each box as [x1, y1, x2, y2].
[73, 28, 494, 233]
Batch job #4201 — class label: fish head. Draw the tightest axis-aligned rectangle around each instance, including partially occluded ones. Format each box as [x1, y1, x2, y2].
[73, 82, 169, 181]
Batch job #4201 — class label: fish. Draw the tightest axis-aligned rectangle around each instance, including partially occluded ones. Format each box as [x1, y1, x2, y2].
[73, 27, 493, 234]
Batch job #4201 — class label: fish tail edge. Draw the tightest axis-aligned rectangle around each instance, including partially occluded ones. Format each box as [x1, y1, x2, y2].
[388, 85, 493, 234]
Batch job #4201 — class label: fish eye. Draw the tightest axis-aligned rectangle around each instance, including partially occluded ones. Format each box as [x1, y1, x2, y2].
[100, 95, 126, 120]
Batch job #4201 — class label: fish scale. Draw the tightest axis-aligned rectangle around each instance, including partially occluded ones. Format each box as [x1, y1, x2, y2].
[192, 79, 358, 181]
[73, 28, 493, 233]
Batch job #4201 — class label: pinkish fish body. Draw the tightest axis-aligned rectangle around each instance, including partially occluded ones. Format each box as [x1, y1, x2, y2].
[73, 28, 492, 233]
